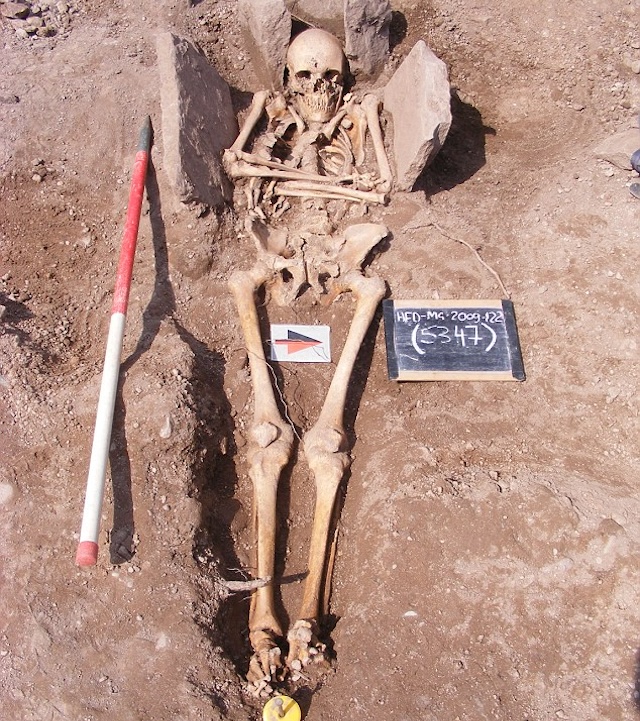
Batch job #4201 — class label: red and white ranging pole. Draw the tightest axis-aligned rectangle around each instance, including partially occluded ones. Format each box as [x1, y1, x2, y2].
[76, 117, 152, 567]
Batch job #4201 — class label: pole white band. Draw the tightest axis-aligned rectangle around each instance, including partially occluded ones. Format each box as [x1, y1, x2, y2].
[78, 312, 126, 552]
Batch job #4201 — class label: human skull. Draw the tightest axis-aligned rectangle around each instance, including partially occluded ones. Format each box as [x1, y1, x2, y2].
[286, 29, 346, 125]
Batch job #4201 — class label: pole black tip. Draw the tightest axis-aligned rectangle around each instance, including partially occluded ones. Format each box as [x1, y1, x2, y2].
[137, 116, 153, 152]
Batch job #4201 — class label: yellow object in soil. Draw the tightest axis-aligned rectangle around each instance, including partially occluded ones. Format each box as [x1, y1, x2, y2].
[262, 695, 302, 721]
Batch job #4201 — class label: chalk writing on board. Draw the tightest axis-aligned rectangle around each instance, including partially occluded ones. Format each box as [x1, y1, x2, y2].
[383, 299, 525, 381]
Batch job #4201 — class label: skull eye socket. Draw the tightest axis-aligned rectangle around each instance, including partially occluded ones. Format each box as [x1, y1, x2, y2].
[324, 70, 341, 83]
[296, 70, 311, 81]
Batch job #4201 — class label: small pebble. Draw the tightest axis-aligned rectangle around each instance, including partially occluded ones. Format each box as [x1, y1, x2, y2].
[0, 483, 15, 505]
[159, 415, 172, 439]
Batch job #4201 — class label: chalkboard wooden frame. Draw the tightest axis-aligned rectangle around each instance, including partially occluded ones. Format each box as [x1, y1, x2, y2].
[383, 299, 525, 381]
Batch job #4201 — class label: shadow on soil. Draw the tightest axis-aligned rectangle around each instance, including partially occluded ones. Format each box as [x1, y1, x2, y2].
[389, 11, 408, 52]
[108, 156, 233, 569]
[106, 154, 247, 694]
[109, 156, 182, 563]
[414, 90, 495, 196]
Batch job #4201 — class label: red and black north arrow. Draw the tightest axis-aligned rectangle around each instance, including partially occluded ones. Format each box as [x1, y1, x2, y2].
[274, 329, 323, 354]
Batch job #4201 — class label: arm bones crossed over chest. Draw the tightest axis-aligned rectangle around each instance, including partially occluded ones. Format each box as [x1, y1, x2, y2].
[223, 90, 393, 206]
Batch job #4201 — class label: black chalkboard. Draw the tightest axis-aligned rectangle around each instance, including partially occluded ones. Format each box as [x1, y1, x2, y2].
[383, 299, 525, 381]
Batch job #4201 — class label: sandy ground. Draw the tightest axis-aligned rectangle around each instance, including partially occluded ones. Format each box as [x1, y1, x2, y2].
[2, 0, 640, 719]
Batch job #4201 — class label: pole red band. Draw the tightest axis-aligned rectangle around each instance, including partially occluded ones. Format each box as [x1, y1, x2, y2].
[111, 147, 150, 315]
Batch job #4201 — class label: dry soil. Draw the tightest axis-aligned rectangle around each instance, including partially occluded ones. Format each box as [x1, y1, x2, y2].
[2, 1, 640, 720]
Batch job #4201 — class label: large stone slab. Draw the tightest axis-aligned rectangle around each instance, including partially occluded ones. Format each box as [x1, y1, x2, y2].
[383, 41, 451, 190]
[239, 0, 292, 90]
[344, 0, 391, 77]
[156, 32, 238, 209]
[284, 0, 345, 38]
[284, 0, 391, 76]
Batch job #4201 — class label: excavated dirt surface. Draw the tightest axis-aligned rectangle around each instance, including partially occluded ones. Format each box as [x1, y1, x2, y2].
[2, 0, 640, 719]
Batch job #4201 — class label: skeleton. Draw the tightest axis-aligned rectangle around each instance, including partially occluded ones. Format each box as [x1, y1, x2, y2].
[224, 28, 393, 694]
